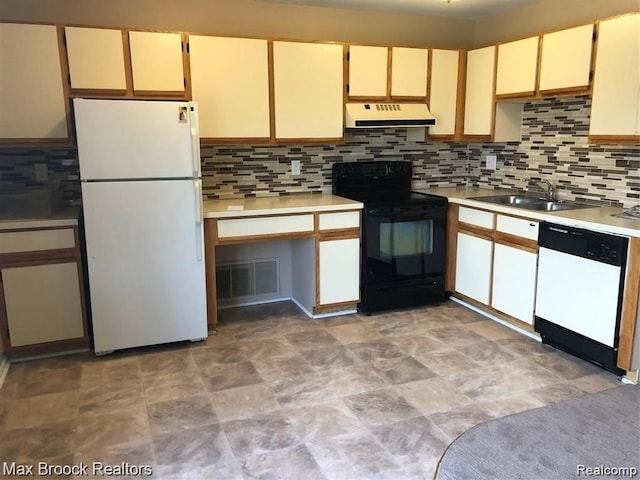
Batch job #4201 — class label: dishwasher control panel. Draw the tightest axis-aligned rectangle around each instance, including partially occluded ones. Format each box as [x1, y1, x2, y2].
[587, 241, 620, 263]
[538, 222, 628, 267]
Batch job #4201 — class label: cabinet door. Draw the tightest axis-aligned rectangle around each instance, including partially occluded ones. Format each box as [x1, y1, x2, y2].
[496, 36, 539, 96]
[318, 238, 360, 305]
[491, 243, 537, 324]
[589, 13, 640, 138]
[348, 45, 388, 98]
[538, 24, 594, 93]
[129, 31, 185, 94]
[455, 232, 492, 305]
[2, 262, 84, 346]
[189, 35, 270, 139]
[273, 41, 344, 139]
[463, 46, 496, 136]
[65, 26, 127, 91]
[391, 47, 428, 98]
[429, 49, 460, 136]
[0, 23, 68, 141]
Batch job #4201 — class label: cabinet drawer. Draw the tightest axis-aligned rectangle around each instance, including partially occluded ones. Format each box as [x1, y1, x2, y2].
[217, 215, 314, 239]
[318, 211, 360, 231]
[458, 206, 494, 229]
[496, 215, 538, 241]
[0, 228, 76, 254]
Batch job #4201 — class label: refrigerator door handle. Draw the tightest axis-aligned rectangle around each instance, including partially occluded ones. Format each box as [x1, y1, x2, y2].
[189, 103, 201, 178]
[194, 179, 203, 262]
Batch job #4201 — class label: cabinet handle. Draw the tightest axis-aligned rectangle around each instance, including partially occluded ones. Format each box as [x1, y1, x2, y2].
[530, 223, 536, 226]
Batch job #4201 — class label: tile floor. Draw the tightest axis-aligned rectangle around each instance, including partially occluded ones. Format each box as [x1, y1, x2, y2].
[0, 300, 622, 479]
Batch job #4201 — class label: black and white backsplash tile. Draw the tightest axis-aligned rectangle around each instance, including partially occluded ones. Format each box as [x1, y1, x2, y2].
[0, 95, 638, 207]
[200, 129, 468, 199]
[468, 95, 639, 208]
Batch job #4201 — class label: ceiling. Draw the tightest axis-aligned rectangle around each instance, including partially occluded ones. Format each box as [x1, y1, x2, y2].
[258, 0, 541, 19]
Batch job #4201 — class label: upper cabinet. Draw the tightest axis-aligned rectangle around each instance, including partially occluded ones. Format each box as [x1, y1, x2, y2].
[428, 49, 461, 137]
[538, 24, 594, 94]
[495, 36, 539, 97]
[589, 13, 640, 143]
[273, 41, 344, 140]
[347, 45, 429, 100]
[0, 23, 69, 144]
[65, 26, 127, 92]
[128, 31, 186, 94]
[189, 35, 270, 140]
[463, 46, 496, 138]
[64, 27, 187, 98]
[348, 45, 388, 98]
[390, 47, 429, 98]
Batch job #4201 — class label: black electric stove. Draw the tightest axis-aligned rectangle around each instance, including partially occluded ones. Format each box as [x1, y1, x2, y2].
[333, 161, 448, 314]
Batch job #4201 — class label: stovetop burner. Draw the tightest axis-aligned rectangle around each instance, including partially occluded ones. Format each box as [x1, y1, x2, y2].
[332, 160, 446, 207]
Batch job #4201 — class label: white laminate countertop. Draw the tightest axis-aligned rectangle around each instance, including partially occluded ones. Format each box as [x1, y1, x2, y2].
[418, 187, 640, 238]
[0, 208, 79, 231]
[203, 194, 364, 219]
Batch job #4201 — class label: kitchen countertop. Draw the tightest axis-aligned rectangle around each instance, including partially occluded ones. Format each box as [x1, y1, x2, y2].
[203, 194, 364, 219]
[0, 208, 79, 231]
[418, 187, 640, 238]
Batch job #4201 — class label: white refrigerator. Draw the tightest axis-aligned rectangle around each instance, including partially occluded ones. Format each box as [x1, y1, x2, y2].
[74, 98, 207, 355]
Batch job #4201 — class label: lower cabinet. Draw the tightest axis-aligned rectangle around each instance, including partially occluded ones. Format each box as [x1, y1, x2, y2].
[318, 238, 360, 305]
[0, 225, 88, 357]
[455, 232, 492, 304]
[205, 208, 361, 326]
[491, 243, 537, 324]
[452, 205, 539, 329]
[3, 262, 84, 346]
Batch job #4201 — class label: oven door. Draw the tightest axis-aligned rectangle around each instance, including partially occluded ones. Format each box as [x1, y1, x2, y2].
[363, 204, 447, 283]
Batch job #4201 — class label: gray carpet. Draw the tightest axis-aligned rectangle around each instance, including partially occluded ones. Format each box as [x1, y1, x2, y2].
[435, 385, 640, 480]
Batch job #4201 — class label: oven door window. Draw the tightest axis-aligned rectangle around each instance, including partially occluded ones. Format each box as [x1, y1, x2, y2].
[365, 209, 446, 282]
[380, 220, 433, 261]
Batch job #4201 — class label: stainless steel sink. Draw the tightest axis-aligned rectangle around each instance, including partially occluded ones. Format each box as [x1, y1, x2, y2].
[470, 194, 595, 212]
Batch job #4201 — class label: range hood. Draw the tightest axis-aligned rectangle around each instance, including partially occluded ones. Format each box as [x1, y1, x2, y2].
[345, 103, 437, 128]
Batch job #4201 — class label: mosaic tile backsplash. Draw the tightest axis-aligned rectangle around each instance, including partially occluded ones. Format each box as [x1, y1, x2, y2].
[0, 95, 638, 208]
[468, 95, 639, 207]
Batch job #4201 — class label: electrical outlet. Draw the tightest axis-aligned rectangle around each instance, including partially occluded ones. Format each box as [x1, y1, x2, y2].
[34, 163, 48, 182]
[291, 160, 301, 175]
[485, 154, 497, 171]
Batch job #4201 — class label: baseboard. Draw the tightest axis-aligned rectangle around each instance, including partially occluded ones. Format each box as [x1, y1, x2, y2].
[450, 296, 541, 341]
[0, 355, 10, 390]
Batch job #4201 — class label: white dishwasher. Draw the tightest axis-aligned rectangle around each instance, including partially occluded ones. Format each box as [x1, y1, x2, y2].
[534, 222, 629, 375]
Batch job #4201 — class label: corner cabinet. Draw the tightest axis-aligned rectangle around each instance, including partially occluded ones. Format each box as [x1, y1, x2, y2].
[0, 224, 88, 357]
[189, 35, 270, 140]
[273, 41, 344, 141]
[589, 13, 640, 144]
[450, 205, 539, 328]
[0, 23, 69, 144]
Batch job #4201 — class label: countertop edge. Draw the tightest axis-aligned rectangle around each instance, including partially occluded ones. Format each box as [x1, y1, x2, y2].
[203, 195, 364, 219]
[0, 212, 79, 231]
[418, 187, 640, 238]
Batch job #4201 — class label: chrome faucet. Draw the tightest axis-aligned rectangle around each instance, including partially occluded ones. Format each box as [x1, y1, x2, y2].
[531, 179, 557, 201]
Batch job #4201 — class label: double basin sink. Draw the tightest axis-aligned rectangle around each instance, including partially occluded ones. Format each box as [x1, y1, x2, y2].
[470, 194, 595, 212]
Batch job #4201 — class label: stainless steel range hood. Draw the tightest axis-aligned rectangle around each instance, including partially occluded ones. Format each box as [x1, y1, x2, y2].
[345, 103, 437, 128]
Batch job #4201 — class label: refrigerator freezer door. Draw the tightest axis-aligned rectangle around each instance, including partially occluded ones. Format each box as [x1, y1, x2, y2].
[74, 98, 200, 180]
[82, 180, 207, 353]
